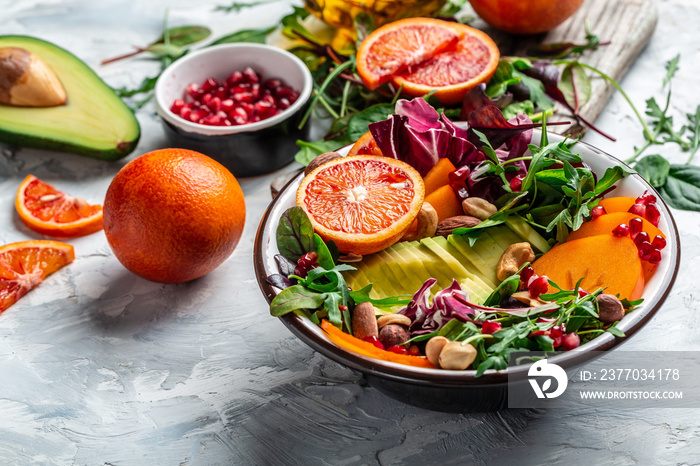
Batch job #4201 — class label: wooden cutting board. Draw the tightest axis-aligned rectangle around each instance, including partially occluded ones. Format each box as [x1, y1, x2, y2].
[473, 0, 658, 137]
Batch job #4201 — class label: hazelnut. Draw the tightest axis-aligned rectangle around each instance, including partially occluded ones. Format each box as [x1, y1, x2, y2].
[597, 293, 625, 323]
[379, 324, 409, 348]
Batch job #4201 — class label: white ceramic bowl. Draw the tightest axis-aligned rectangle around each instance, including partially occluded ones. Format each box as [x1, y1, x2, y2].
[254, 131, 681, 411]
[155, 43, 313, 177]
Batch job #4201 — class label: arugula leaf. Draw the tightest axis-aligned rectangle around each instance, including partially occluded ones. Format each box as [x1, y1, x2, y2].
[153, 26, 211, 46]
[216, 0, 278, 13]
[270, 285, 327, 317]
[276, 206, 315, 261]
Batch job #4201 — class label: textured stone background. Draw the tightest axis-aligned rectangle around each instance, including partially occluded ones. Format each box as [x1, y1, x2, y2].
[1, 1, 699, 464]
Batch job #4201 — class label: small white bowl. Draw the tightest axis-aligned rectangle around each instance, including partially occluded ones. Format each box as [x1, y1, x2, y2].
[155, 43, 313, 177]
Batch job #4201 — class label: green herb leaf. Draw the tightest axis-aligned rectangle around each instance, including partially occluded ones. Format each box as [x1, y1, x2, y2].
[350, 285, 411, 307]
[606, 325, 626, 338]
[663, 54, 680, 87]
[634, 154, 670, 188]
[270, 284, 327, 316]
[294, 138, 350, 166]
[276, 206, 315, 261]
[658, 164, 700, 211]
[210, 27, 275, 45]
[559, 61, 591, 112]
[153, 26, 211, 46]
[216, 0, 277, 13]
[347, 103, 395, 141]
[313, 234, 336, 270]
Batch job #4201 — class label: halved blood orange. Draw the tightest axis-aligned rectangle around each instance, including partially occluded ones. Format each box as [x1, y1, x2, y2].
[0, 240, 75, 313]
[297, 155, 425, 256]
[356, 18, 500, 106]
[356, 17, 462, 90]
[347, 131, 383, 157]
[15, 175, 103, 238]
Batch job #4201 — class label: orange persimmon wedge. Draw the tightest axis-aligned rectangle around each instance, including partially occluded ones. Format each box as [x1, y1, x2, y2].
[597, 197, 636, 214]
[567, 212, 665, 242]
[320, 319, 435, 368]
[532, 234, 645, 301]
[423, 158, 457, 196]
[424, 184, 463, 223]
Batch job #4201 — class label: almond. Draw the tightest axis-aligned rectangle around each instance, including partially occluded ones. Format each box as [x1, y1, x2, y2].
[435, 215, 481, 237]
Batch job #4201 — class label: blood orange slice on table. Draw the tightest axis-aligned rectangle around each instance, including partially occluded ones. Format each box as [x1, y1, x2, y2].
[355, 17, 462, 90]
[356, 18, 500, 105]
[296, 155, 424, 256]
[0, 240, 75, 313]
[15, 175, 103, 238]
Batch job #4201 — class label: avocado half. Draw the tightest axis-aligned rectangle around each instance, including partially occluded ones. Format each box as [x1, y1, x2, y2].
[0, 35, 140, 161]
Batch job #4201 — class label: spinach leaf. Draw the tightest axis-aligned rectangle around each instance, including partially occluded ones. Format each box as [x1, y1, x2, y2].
[313, 234, 336, 270]
[270, 285, 327, 317]
[276, 207, 314, 262]
[347, 103, 395, 141]
[294, 138, 350, 166]
[634, 154, 670, 188]
[658, 165, 700, 211]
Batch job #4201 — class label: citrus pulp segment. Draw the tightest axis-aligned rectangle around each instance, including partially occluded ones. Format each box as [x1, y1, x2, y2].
[15, 175, 103, 238]
[0, 240, 75, 313]
[296, 155, 425, 256]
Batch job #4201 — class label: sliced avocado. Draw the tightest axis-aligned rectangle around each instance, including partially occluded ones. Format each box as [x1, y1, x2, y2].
[357, 253, 401, 297]
[382, 246, 427, 292]
[505, 216, 551, 253]
[448, 234, 499, 285]
[0, 35, 140, 160]
[435, 236, 498, 289]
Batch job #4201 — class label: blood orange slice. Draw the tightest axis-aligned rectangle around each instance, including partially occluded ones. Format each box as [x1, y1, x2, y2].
[15, 175, 103, 238]
[297, 155, 424, 256]
[393, 22, 500, 105]
[347, 131, 382, 157]
[0, 240, 75, 313]
[356, 18, 500, 106]
[356, 18, 462, 90]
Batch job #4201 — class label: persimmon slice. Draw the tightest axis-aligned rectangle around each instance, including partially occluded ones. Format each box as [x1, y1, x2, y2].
[0, 240, 75, 313]
[297, 155, 425, 256]
[15, 175, 103, 237]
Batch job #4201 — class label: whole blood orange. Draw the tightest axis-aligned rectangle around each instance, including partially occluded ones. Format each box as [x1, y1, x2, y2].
[297, 155, 424, 256]
[0, 240, 75, 314]
[469, 0, 584, 35]
[356, 18, 499, 105]
[15, 175, 103, 238]
[103, 149, 246, 284]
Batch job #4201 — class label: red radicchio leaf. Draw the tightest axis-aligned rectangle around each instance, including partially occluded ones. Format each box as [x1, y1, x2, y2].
[466, 104, 545, 149]
[460, 83, 514, 118]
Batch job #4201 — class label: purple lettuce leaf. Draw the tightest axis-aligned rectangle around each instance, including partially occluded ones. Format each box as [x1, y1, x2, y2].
[460, 84, 514, 118]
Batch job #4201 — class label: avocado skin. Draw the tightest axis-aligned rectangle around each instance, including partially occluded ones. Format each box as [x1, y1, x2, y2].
[0, 35, 140, 161]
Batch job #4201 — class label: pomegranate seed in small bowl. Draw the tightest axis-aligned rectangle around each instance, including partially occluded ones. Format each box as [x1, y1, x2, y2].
[155, 43, 313, 177]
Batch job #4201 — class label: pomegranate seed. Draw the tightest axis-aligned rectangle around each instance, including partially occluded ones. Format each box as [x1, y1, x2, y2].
[638, 241, 653, 261]
[387, 345, 408, 355]
[562, 332, 580, 351]
[362, 335, 385, 350]
[189, 108, 209, 122]
[220, 99, 235, 112]
[407, 345, 421, 356]
[254, 100, 274, 117]
[240, 102, 254, 116]
[634, 231, 650, 247]
[293, 265, 306, 278]
[201, 77, 218, 92]
[231, 84, 250, 94]
[201, 114, 223, 126]
[510, 174, 524, 192]
[591, 205, 607, 219]
[242, 67, 260, 83]
[636, 191, 657, 205]
[298, 252, 319, 267]
[578, 289, 589, 298]
[275, 87, 298, 101]
[278, 97, 291, 110]
[251, 114, 262, 122]
[170, 99, 185, 113]
[338, 304, 348, 312]
[226, 71, 244, 86]
[482, 320, 502, 335]
[648, 248, 662, 264]
[612, 223, 629, 237]
[232, 114, 248, 125]
[550, 326, 564, 347]
[628, 203, 646, 217]
[520, 266, 535, 285]
[250, 83, 261, 100]
[228, 108, 248, 124]
[232, 91, 254, 103]
[208, 96, 222, 112]
[530, 329, 549, 338]
[651, 235, 667, 250]
[179, 106, 192, 120]
[529, 275, 549, 299]
[536, 317, 555, 323]
[629, 217, 643, 239]
[265, 78, 283, 91]
[221, 119, 232, 126]
[201, 93, 213, 107]
[214, 86, 227, 100]
[645, 203, 661, 226]
[186, 83, 201, 99]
